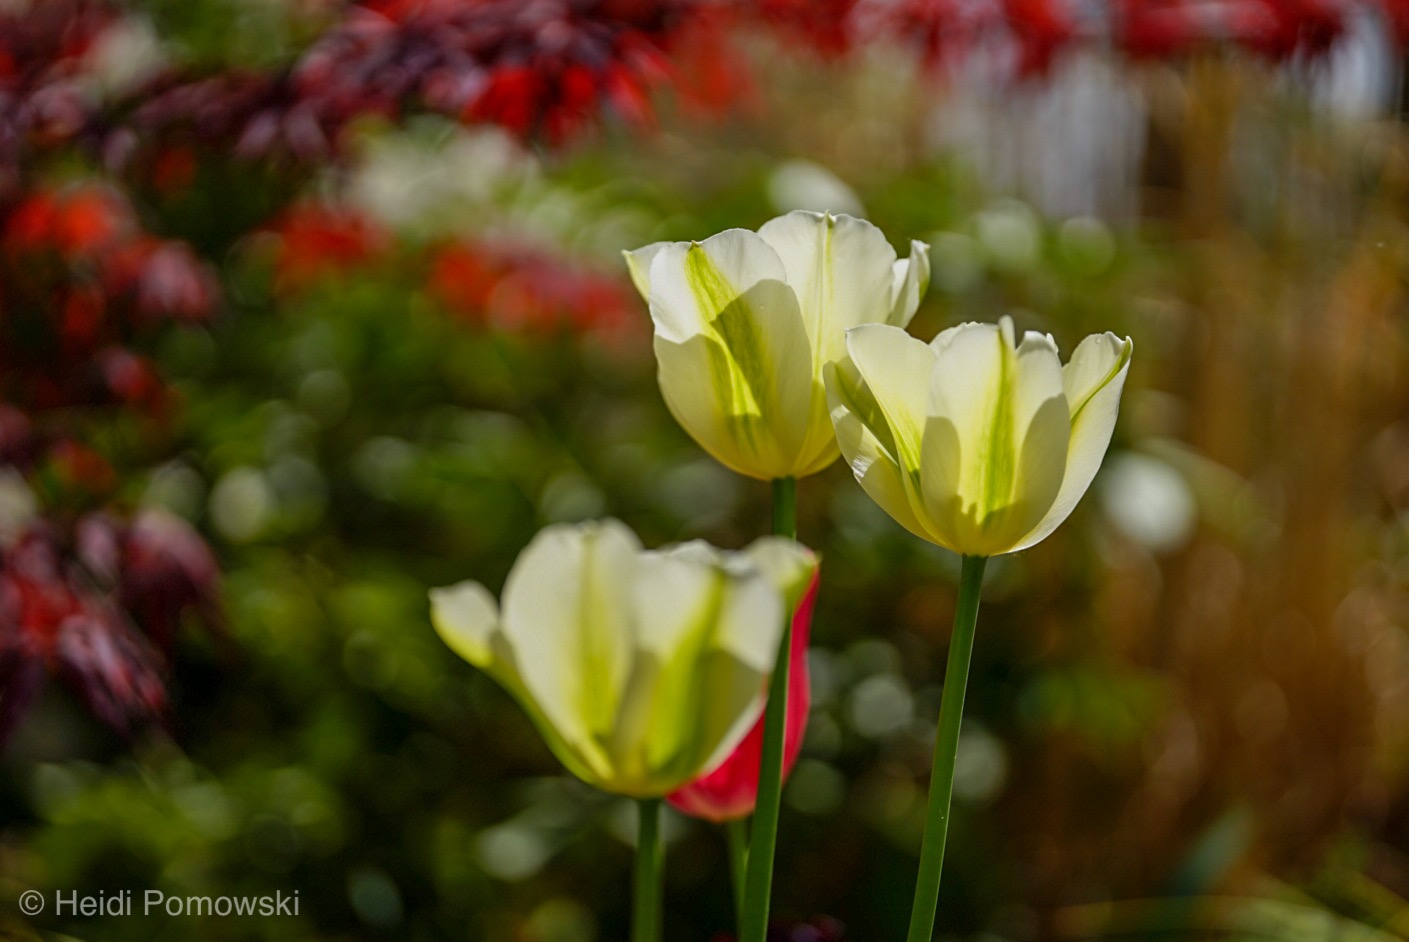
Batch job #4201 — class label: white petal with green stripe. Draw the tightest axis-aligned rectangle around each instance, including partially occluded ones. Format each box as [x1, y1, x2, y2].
[647, 231, 813, 479]
[1012, 331, 1133, 552]
[502, 520, 640, 783]
[616, 544, 776, 789]
[757, 212, 899, 368]
[824, 325, 940, 545]
[755, 212, 921, 476]
[429, 577, 602, 784]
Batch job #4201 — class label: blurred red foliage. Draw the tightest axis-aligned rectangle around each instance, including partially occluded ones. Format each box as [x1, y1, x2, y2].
[0, 175, 220, 746]
[1114, 0, 1349, 60]
[0, 509, 219, 744]
[268, 201, 390, 292]
[0, 0, 116, 192]
[120, 0, 691, 162]
[428, 239, 640, 339]
[4, 0, 1401, 186]
[323, 0, 678, 143]
[0, 182, 216, 412]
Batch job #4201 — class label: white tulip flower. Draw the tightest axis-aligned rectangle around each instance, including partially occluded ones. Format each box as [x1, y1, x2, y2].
[826, 316, 1132, 557]
[625, 211, 930, 481]
[430, 519, 816, 797]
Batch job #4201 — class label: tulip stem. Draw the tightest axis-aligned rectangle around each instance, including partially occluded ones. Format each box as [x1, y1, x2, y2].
[634, 798, 663, 942]
[727, 818, 748, 929]
[906, 554, 987, 942]
[739, 476, 798, 942]
[772, 476, 797, 539]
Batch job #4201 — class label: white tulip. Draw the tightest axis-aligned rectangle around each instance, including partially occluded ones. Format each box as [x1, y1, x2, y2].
[625, 211, 929, 481]
[826, 316, 1132, 556]
[430, 520, 816, 796]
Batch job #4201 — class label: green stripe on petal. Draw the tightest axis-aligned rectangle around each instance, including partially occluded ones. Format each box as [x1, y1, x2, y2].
[827, 364, 939, 544]
[655, 334, 754, 474]
[608, 544, 787, 795]
[927, 321, 1011, 531]
[501, 520, 639, 780]
[924, 319, 1069, 555]
[842, 324, 935, 474]
[688, 248, 770, 435]
[757, 211, 898, 369]
[976, 322, 1017, 523]
[682, 564, 782, 774]
[826, 331, 946, 545]
[642, 564, 732, 784]
[1066, 332, 1134, 423]
[647, 232, 813, 478]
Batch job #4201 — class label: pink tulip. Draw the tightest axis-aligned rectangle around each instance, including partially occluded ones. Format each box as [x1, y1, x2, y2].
[668, 570, 819, 823]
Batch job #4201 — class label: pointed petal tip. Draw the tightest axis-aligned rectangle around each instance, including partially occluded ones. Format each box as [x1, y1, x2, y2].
[623, 242, 673, 299]
[1017, 328, 1061, 356]
[429, 579, 501, 666]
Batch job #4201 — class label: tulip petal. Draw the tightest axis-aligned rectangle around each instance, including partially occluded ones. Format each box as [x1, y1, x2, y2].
[653, 334, 752, 476]
[887, 239, 931, 327]
[790, 404, 844, 479]
[756, 211, 899, 367]
[687, 562, 787, 773]
[668, 569, 819, 822]
[824, 325, 938, 543]
[1009, 331, 1071, 530]
[647, 229, 788, 342]
[500, 520, 641, 776]
[842, 324, 934, 471]
[753, 213, 904, 478]
[623, 242, 669, 300]
[429, 580, 501, 669]
[924, 319, 1068, 555]
[1013, 332, 1133, 552]
[741, 536, 818, 613]
[629, 541, 775, 675]
[606, 542, 789, 794]
[431, 579, 600, 784]
[648, 232, 813, 477]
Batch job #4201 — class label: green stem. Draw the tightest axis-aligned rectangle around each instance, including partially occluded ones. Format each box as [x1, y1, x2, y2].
[727, 818, 749, 930]
[771, 476, 797, 540]
[905, 554, 988, 942]
[739, 476, 798, 942]
[633, 799, 663, 942]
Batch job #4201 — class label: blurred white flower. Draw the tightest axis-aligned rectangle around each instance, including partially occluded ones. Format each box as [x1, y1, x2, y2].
[767, 160, 865, 217]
